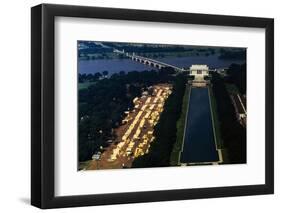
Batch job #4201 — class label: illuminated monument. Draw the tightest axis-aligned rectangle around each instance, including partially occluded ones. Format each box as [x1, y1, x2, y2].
[189, 65, 210, 87]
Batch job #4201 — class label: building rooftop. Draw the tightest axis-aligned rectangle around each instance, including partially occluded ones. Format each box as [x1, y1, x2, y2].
[190, 65, 209, 71]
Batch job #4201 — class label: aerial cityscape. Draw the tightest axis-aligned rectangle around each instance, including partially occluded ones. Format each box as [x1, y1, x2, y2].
[78, 41, 246, 170]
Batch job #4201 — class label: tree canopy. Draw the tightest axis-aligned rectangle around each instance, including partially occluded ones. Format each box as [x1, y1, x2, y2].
[79, 69, 175, 162]
[212, 72, 246, 163]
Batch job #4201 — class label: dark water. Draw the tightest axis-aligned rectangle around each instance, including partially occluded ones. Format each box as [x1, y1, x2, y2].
[157, 55, 244, 70]
[79, 58, 151, 75]
[78, 55, 245, 75]
[180, 88, 219, 163]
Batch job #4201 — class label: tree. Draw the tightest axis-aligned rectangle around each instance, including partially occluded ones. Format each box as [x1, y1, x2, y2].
[119, 71, 125, 76]
[79, 70, 176, 162]
[94, 72, 102, 79]
[102, 70, 109, 76]
[212, 72, 246, 163]
[227, 63, 246, 95]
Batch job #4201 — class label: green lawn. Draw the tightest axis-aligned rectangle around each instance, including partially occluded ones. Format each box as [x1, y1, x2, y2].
[170, 85, 190, 166]
[208, 86, 223, 149]
[208, 85, 230, 163]
[225, 83, 240, 95]
[79, 82, 96, 90]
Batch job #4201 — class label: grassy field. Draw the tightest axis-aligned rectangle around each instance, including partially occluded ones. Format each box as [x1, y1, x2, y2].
[225, 83, 240, 95]
[209, 85, 229, 163]
[170, 85, 190, 166]
[208, 86, 223, 149]
[79, 82, 96, 90]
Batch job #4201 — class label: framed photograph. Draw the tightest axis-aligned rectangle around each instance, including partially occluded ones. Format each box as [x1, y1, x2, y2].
[31, 4, 274, 209]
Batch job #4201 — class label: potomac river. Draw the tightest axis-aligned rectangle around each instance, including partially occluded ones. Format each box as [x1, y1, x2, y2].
[79, 55, 245, 75]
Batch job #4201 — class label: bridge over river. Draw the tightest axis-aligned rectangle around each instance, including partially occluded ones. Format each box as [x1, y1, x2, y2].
[113, 49, 227, 74]
[113, 49, 186, 72]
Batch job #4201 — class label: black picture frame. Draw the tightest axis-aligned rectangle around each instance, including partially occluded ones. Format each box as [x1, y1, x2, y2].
[31, 3, 274, 209]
